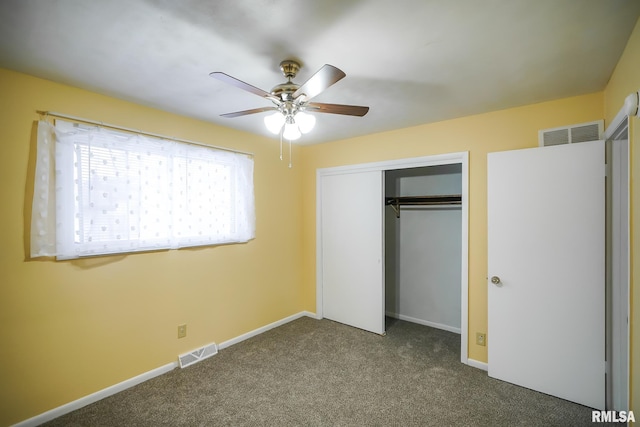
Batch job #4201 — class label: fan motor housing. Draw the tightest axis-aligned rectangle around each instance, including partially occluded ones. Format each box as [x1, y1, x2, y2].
[271, 60, 302, 101]
[270, 82, 300, 101]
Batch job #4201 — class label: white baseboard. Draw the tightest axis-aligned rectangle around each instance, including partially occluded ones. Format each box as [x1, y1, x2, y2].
[385, 312, 462, 334]
[14, 362, 177, 427]
[15, 311, 316, 426]
[467, 358, 489, 371]
[218, 311, 315, 350]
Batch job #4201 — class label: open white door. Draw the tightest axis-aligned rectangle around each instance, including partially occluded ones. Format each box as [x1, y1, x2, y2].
[320, 171, 385, 335]
[487, 140, 605, 410]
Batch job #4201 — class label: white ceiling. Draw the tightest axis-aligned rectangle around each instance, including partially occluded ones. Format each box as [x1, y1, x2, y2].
[1, 0, 639, 144]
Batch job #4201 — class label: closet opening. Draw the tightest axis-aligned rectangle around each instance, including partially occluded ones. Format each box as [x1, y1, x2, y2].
[384, 164, 463, 335]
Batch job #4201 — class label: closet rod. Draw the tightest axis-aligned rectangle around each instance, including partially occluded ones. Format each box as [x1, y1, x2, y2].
[36, 110, 254, 157]
[385, 195, 462, 218]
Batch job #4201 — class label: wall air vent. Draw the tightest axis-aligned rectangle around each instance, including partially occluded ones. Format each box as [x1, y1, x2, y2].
[178, 342, 218, 368]
[539, 120, 603, 147]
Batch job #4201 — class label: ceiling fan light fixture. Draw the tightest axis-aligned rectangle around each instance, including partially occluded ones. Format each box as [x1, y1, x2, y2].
[212, 59, 368, 150]
[295, 111, 316, 134]
[264, 112, 285, 134]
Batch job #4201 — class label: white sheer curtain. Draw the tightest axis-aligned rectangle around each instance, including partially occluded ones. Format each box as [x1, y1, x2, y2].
[31, 120, 255, 259]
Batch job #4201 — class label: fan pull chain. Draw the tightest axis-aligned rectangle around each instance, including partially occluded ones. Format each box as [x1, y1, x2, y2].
[277, 127, 293, 168]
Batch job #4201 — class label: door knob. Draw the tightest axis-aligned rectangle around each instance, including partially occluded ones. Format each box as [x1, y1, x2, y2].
[491, 276, 501, 285]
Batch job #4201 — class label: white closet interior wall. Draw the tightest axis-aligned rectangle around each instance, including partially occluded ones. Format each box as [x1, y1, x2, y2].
[385, 164, 462, 333]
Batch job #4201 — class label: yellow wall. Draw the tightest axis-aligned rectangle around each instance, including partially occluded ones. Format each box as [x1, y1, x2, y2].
[0, 68, 305, 426]
[299, 92, 604, 363]
[604, 16, 640, 412]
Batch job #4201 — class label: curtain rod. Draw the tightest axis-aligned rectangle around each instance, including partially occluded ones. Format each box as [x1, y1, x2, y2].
[36, 110, 254, 157]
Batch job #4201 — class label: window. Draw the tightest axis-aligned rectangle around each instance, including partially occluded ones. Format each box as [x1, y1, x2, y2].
[31, 119, 255, 259]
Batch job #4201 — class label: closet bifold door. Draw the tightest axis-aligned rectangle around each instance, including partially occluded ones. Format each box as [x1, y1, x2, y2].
[320, 170, 385, 335]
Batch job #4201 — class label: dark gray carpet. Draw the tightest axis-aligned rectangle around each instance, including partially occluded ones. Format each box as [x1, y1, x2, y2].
[43, 317, 605, 426]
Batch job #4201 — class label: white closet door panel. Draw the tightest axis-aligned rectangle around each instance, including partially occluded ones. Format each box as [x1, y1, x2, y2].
[488, 140, 605, 409]
[321, 171, 384, 335]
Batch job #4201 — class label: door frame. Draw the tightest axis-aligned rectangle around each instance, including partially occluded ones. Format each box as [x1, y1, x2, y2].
[603, 98, 633, 410]
[316, 151, 470, 363]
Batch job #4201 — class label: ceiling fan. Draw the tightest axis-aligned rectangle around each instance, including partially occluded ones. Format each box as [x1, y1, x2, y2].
[210, 60, 369, 141]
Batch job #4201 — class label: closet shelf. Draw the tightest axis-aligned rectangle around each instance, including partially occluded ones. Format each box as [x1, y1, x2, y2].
[385, 195, 462, 218]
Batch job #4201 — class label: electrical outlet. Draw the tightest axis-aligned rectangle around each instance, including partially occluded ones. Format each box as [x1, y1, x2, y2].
[476, 332, 486, 346]
[178, 324, 187, 339]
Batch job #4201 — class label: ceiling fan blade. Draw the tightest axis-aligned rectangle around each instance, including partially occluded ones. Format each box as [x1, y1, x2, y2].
[292, 64, 346, 101]
[306, 102, 369, 117]
[220, 107, 278, 118]
[210, 72, 276, 100]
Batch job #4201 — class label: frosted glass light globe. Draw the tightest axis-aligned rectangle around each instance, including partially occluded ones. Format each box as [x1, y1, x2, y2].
[283, 122, 301, 140]
[295, 111, 316, 134]
[264, 112, 285, 134]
